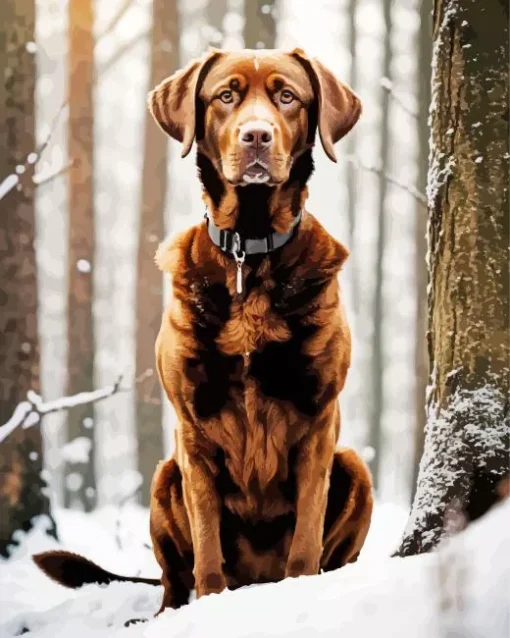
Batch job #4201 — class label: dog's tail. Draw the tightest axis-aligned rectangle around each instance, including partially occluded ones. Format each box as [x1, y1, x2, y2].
[32, 551, 160, 589]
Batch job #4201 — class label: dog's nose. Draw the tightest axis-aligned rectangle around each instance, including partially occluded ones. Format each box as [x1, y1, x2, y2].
[239, 123, 273, 149]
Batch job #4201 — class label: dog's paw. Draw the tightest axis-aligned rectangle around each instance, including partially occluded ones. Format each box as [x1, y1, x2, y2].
[195, 571, 228, 597]
[285, 555, 320, 579]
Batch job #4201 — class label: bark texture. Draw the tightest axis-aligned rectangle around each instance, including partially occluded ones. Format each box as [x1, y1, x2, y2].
[135, 0, 179, 505]
[243, 0, 276, 49]
[398, 0, 509, 556]
[65, 0, 96, 511]
[0, 0, 56, 554]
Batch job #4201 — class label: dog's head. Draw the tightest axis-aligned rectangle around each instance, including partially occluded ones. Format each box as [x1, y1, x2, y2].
[149, 48, 361, 188]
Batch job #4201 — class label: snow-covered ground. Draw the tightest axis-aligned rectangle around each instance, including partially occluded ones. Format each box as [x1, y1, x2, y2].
[1, 501, 508, 638]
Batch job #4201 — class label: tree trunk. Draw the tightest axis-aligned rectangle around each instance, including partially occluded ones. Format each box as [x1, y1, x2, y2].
[135, 0, 179, 506]
[0, 0, 56, 554]
[346, 0, 360, 317]
[368, 0, 392, 490]
[205, 0, 227, 47]
[397, 0, 509, 556]
[65, 0, 96, 511]
[411, 0, 432, 500]
[243, 0, 276, 49]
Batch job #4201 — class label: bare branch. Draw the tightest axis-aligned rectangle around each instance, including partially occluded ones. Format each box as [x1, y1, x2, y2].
[380, 78, 418, 119]
[345, 154, 427, 206]
[34, 99, 69, 165]
[97, 29, 150, 77]
[0, 371, 151, 445]
[97, 0, 135, 40]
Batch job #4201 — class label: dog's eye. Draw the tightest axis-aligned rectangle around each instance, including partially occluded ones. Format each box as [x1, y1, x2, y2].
[219, 90, 234, 104]
[280, 90, 295, 105]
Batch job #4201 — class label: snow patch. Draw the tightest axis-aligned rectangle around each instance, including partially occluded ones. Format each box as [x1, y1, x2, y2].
[0, 501, 507, 637]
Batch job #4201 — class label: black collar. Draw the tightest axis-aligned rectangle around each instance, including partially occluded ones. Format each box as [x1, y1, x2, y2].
[205, 209, 302, 258]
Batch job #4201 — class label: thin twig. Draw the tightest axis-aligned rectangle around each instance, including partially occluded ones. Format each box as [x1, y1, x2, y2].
[33, 160, 75, 187]
[98, 29, 150, 77]
[345, 154, 427, 206]
[380, 78, 418, 119]
[0, 101, 69, 200]
[97, 0, 136, 40]
[34, 99, 69, 166]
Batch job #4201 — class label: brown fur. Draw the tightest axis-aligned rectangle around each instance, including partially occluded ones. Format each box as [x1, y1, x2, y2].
[33, 48, 373, 614]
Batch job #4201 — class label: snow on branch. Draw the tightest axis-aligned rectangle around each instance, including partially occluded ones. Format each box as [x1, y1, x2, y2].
[0, 100, 69, 200]
[0, 371, 152, 445]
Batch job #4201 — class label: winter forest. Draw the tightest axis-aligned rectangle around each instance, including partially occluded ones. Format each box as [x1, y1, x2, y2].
[1, 0, 509, 636]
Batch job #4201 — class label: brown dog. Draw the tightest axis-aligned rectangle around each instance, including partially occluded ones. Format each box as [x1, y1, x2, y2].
[34, 48, 373, 614]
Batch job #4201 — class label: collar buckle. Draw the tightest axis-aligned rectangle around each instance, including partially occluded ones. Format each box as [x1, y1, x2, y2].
[232, 232, 242, 255]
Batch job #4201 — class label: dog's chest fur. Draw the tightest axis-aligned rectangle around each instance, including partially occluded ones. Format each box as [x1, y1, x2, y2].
[187, 255, 327, 418]
[183, 257, 335, 514]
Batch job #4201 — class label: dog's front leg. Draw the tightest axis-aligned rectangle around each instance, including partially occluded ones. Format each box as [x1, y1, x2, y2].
[285, 425, 336, 578]
[182, 454, 227, 598]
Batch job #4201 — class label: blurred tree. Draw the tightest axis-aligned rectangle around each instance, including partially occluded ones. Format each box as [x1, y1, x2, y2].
[0, 0, 56, 554]
[346, 0, 360, 316]
[65, 0, 96, 511]
[411, 0, 432, 500]
[243, 0, 276, 49]
[205, 0, 227, 47]
[135, 0, 179, 506]
[397, 0, 509, 556]
[368, 0, 392, 489]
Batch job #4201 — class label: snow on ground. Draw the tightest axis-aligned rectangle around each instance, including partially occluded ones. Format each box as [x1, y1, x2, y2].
[1, 501, 508, 638]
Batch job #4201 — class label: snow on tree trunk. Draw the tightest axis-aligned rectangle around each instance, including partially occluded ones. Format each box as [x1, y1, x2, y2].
[0, 0, 56, 554]
[135, 0, 179, 506]
[243, 0, 276, 49]
[397, 0, 509, 556]
[65, 0, 97, 511]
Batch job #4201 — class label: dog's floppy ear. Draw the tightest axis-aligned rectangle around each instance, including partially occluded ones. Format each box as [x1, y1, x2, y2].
[148, 49, 221, 158]
[291, 49, 362, 162]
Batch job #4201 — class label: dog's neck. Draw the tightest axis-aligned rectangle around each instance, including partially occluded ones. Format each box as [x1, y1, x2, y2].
[197, 150, 314, 238]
